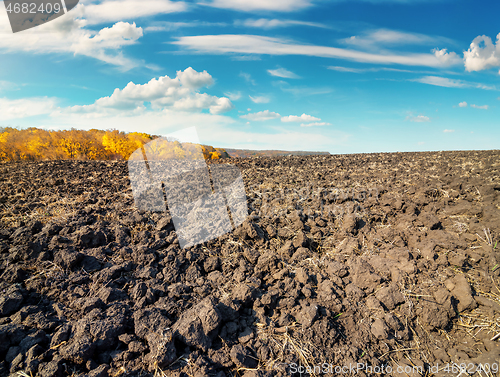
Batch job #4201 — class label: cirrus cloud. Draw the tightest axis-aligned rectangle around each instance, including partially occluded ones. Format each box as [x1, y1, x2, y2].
[341, 29, 455, 49]
[249, 95, 270, 104]
[236, 18, 327, 29]
[267, 68, 300, 79]
[173, 35, 458, 68]
[281, 113, 321, 122]
[411, 76, 495, 90]
[198, 0, 313, 12]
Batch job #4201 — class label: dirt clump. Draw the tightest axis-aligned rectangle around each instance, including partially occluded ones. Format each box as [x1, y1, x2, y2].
[1, 151, 500, 376]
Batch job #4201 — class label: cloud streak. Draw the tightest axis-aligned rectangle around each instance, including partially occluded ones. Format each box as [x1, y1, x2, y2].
[249, 95, 270, 104]
[236, 18, 327, 29]
[412, 76, 496, 90]
[173, 34, 458, 67]
[328, 66, 431, 73]
[267, 68, 300, 79]
[240, 72, 256, 85]
[198, 0, 313, 12]
[341, 29, 455, 48]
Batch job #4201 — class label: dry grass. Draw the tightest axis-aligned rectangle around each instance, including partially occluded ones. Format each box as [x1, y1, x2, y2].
[477, 228, 494, 247]
[253, 321, 318, 376]
[0, 188, 86, 229]
[456, 267, 500, 344]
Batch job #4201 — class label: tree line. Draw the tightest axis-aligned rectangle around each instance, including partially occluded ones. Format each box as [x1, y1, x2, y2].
[0, 127, 229, 161]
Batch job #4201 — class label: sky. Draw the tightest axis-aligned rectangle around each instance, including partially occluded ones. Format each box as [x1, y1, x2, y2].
[0, 0, 499, 153]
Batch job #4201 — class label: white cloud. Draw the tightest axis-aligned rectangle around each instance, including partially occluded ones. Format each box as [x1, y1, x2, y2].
[0, 81, 19, 91]
[39, 109, 349, 152]
[172, 94, 233, 114]
[267, 68, 300, 79]
[301, 122, 331, 127]
[236, 18, 327, 29]
[471, 104, 488, 110]
[282, 113, 321, 122]
[341, 29, 454, 49]
[0, 8, 145, 70]
[328, 66, 420, 73]
[458, 101, 467, 107]
[68, 67, 233, 115]
[0, 97, 57, 121]
[72, 21, 144, 67]
[464, 33, 500, 72]
[240, 110, 281, 121]
[81, 0, 187, 25]
[173, 34, 457, 68]
[412, 76, 495, 90]
[198, 0, 313, 12]
[273, 81, 332, 96]
[432, 48, 461, 66]
[249, 95, 270, 104]
[145, 22, 191, 32]
[0, 0, 189, 69]
[328, 66, 367, 73]
[443, 129, 455, 133]
[413, 76, 463, 88]
[224, 91, 242, 101]
[144, 21, 227, 32]
[176, 67, 214, 89]
[47, 109, 236, 135]
[406, 115, 430, 122]
[240, 72, 256, 85]
[231, 55, 262, 61]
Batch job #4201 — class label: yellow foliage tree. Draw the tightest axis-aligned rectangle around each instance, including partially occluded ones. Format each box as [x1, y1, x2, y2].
[0, 127, 227, 162]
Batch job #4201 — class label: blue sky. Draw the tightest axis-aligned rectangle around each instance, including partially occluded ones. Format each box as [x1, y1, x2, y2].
[0, 0, 499, 153]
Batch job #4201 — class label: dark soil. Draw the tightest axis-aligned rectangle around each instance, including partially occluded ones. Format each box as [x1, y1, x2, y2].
[1, 150, 500, 377]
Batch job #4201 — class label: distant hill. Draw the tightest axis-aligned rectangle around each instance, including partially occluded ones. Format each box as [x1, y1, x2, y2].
[225, 148, 330, 158]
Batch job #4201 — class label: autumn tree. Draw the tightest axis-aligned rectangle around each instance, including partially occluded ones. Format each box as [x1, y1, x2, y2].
[0, 127, 227, 162]
[102, 130, 153, 160]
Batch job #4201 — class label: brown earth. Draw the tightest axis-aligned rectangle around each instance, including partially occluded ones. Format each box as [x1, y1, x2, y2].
[1, 150, 500, 377]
